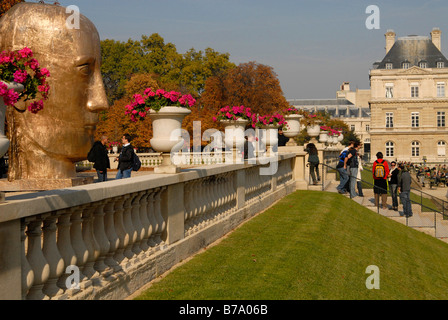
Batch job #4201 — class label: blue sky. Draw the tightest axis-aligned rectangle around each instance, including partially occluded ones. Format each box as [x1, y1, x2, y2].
[57, 0, 448, 99]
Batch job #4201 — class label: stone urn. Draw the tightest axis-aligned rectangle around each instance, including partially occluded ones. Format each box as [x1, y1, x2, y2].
[220, 118, 249, 163]
[283, 114, 302, 138]
[0, 82, 24, 158]
[260, 124, 280, 156]
[149, 106, 191, 173]
[337, 133, 344, 143]
[319, 131, 329, 143]
[306, 124, 321, 137]
[112, 146, 118, 154]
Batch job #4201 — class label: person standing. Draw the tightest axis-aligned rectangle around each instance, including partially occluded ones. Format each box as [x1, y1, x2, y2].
[372, 152, 390, 209]
[356, 155, 364, 197]
[398, 164, 413, 217]
[277, 128, 290, 147]
[88, 135, 110, 182]
[305, 143, 320, 185]
[346, 142, 361, 198]
[115, 134, 134, 179]
[336, 147, 350, 194]
[388, 161, 400, 211]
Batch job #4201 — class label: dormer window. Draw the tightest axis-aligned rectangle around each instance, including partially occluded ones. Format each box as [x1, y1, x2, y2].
[419, 61, 427, 68]
[385, 63, 393, 69]
[402, 61, 410, 69]
[437, 61, 445, 68]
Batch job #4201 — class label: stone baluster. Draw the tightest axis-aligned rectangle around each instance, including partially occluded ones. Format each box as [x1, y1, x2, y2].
[131, 192, 145, 258]
[25, 216, 50, 300]
[146, 190, 157, 250]
[70, 206, 89, 287]
[93, 200, 112, 277]
[138, 191, 150, 254]
[103, 199, 121, 273]
[21, 219, 34, 300]
[113, 196, 128, 266]
[42, 213, 65, 299]
[122, 195, 136, 265]
[81, 204, 100, 282]
[153, 187, 166, 247]
[184, 182, 193, 233]
[56, 209, 78, 294]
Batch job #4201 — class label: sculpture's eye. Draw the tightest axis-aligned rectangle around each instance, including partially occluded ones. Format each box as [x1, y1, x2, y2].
[78, 63, 92, 77]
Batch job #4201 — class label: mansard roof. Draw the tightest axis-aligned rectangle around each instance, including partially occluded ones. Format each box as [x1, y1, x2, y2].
[377, 36, 448, 69]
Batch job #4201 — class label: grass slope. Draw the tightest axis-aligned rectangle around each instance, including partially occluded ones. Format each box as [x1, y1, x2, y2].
[135, 190, 448, 300]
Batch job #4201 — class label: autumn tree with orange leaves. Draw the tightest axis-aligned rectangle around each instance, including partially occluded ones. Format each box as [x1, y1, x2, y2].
[201, 61, 290, 118]
[0, 0, 23, 18]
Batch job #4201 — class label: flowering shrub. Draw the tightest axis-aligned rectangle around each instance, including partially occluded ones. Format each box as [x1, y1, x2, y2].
[212, 105, 255, 123]
[300, 111, 324, 127]
[320, 125, 332, 132]
[282, 107, 305, 115]
[254, 113, 287, 128]
[0, 47, 50, 113]
[125, 88, 196, 122]
[108, 141, 120, 148]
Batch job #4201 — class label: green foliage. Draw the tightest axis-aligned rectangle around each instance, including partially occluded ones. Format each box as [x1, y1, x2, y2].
[100, 34, 235, 104]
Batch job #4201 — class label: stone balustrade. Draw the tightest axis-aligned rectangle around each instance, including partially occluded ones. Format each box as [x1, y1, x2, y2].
[0, 152, 314, 300]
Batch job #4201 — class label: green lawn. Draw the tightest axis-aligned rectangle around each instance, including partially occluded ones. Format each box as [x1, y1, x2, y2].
[135, 190, 448, 300]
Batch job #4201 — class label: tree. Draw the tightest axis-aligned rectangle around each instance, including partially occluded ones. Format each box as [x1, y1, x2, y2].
[201, 61, 290, 117]
[0, 0, 23, 18]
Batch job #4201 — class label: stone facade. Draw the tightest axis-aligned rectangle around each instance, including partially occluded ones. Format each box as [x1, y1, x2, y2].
[370, 28, 448, 163]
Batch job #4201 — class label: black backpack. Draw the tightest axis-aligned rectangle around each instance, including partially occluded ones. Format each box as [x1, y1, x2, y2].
[132, 152, 141, 171]
[87, 147, 95, 163]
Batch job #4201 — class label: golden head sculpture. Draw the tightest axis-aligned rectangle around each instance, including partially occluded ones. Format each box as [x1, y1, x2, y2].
[0, 2, 108, 181]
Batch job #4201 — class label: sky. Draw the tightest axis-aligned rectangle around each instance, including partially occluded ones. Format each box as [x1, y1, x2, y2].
[53, 0, 448, 99]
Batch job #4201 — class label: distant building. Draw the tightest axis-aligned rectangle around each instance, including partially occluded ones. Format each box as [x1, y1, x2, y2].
[369, 28, 448, 163]
[288, 82, 372, 154]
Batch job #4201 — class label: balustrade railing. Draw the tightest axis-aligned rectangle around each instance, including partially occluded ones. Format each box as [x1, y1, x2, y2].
[1, 153, 299, 300]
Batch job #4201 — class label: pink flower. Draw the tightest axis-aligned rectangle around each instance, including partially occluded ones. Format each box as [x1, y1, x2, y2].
[18, 47, 33, 59]
[28, 100, 44, 114]
[13, 70, 28, 83]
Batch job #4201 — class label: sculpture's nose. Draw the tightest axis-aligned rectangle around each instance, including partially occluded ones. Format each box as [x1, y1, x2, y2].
[86, 67, 109, 113]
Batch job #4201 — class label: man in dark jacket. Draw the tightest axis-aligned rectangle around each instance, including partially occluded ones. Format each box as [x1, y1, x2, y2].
[115, 134, 134, 179]
[89, 135, 110, 182]
[398, 164, 413, 217]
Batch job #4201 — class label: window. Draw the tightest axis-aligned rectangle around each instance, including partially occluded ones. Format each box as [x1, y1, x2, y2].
[438, 141, 446, 157]
[365, 124, 370, 132]
[437, 83, 445, 97]
[411, 112, 420, 127]
[411, 86, 419, 98]
[437, 111, 446, 127]
[402, 62, 410, 69]
[419, 61, 428, 68]
[437, 61, 445, 68]
[411, 141, 420, 157]
[385, 63, 393, 69]
[350, 125, 355, 131]
[386, 112, 394, 128]
[386, 141, 394, 157]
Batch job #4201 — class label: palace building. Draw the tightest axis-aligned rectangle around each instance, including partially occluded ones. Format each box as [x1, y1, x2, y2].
[369, 28, 448, 163]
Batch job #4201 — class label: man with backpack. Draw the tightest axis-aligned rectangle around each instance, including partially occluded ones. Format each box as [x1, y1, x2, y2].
[372, 152, 390, 209]
[115, 134, 136, 179]
[87, 135, 110, 182]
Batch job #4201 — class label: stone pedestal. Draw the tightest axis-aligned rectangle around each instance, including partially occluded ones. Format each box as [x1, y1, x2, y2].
[0, 191, 4, 203]
[153, 153, 180, 174]
[0, 175, 94, 192]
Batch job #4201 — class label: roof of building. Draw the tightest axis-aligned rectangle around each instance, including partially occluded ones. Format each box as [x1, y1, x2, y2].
[288, 105, 371, 119]
[376, 36, 448, 69]
[287, 98, 354, 106]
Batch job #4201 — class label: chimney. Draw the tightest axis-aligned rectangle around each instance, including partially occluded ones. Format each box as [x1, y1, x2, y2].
[385, 29, 396, 54]
[431, 27, 442, 51]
